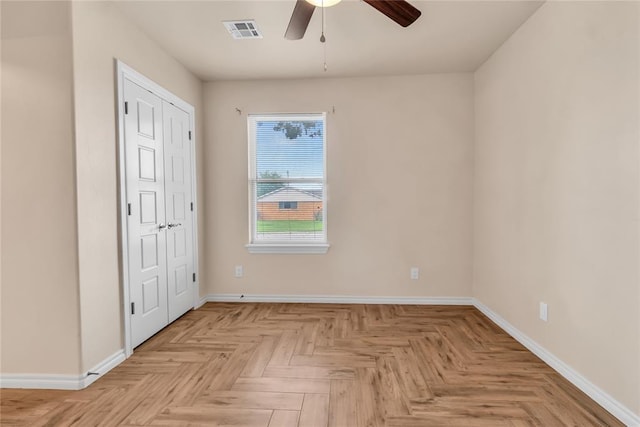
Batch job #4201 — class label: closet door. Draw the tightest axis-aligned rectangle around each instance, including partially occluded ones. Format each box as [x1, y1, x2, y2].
[124, 79, 169, 348]
[162, 101, 195, 322]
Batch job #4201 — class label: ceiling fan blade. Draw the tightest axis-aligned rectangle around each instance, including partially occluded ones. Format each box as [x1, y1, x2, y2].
[285, 0, 316, 40]
[362, 0, 422, 27]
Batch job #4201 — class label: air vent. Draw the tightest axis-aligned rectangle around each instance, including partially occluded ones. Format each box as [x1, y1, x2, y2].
[223, 20, 263, 39]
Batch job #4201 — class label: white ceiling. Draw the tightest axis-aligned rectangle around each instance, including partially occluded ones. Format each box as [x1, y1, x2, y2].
[113, 0, 543, 81]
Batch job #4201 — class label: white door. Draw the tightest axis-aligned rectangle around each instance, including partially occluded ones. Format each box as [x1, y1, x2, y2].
[124, 79, 169, 348]
[162, 101, 195, 322]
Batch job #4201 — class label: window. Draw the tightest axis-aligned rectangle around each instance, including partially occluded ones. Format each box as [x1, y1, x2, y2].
[279, 201, 298, 210]
[248, 114, 328, 254]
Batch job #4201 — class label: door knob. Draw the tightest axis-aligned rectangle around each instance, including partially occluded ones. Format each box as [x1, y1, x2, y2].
[167, 222, 182, 229]
[158, 223, 167, 230]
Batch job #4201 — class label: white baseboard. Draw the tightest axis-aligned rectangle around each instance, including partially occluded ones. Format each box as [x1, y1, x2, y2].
[473, 299, 639, 427]
[201, 293, 474, 306]
[82, 349, 126, 388]
[0, 349, 125, 391]
[0, 373, 86, 390]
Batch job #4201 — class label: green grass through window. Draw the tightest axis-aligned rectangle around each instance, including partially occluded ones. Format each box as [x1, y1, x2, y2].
[257, 220, 323, 232]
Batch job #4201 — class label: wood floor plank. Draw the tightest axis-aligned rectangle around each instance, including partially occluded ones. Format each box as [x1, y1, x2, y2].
[0, 389, 71, 425]
[232, 377, 330, 394]
[268, 410, 300, 427]
[386, 415, 515, 426]
[375, 356, 412, 418]
[0, 302, 623, 427]
[55, 387, 134, 427]
[131, 350, 211, 364]
[30, 402, 89, 427]
[149, 407, 273, 426]
[241, 336, 278, 377]
[328, 379, 357, 427]
[390, 346, 434, 399]
[355, 368, 385, 427]
[196, 390, 304, 410]
[207, 342, 257, 391]
[290, 354, 377, 368]
[294, 322, 319, 356]
[299, 393, 329, 427]
[263, 365, 356, 380]
[410, 399, 531, 419]
[267, 329, 298, 367]
[123, 364, 197, 425]
[167, 353, 232, 406]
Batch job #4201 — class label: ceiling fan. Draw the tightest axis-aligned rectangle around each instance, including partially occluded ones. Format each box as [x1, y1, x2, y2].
[285, 0, 422, 40]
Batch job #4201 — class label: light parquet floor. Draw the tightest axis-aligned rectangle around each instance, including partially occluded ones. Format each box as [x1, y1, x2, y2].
[1, 303, 622, 426]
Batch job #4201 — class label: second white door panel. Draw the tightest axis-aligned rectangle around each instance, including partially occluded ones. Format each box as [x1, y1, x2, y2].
[163, 101, 194, 323]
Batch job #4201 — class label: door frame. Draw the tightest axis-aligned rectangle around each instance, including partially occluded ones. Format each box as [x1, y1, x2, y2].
[115, 60, 200, 357]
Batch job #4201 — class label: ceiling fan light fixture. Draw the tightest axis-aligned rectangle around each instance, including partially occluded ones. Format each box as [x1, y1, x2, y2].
[305, 0, 342, 7]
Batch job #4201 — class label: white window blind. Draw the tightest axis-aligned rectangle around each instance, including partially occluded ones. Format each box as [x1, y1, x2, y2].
[248, 114, 327, 251]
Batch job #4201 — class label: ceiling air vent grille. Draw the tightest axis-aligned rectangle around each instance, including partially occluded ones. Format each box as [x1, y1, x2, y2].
[223, 20, 263, 39]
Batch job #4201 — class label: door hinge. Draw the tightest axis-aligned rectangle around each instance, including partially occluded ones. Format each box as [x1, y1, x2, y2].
[190, 202, 194, 212]
[127, 203, 132, 216]
[188, 131, 192, 140]
[193, 273, 196, 282]
[124, 101, 128, 115]
[131, 302, 135, 315]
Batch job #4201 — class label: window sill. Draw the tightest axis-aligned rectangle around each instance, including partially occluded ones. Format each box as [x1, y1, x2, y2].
[246, 243, 330, 254]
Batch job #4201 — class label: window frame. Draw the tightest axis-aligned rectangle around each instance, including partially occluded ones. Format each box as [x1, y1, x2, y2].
[246, 113, 329, 254]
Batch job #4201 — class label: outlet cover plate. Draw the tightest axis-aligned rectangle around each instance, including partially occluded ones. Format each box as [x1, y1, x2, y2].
[539, 302, 548, 322]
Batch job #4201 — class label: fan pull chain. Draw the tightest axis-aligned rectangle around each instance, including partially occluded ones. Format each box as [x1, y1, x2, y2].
[321, 0, 327, 71]
[321, 0, 325, 41]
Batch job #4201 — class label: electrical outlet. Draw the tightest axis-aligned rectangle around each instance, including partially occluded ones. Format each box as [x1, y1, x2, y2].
[539, 302, 548, 322]
[410, 267, 419, 280]
[234, 265, 243, 278]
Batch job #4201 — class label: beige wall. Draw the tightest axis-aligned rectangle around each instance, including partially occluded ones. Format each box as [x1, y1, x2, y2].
[1, 1, 82, 375]
[474, 1, 640, 414]
[0, 0, 205, 377]
[204, 74, 474, 298]
[70, 1, 204, 371]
